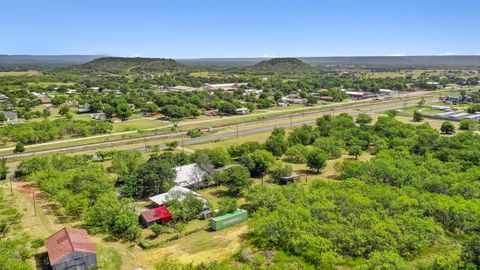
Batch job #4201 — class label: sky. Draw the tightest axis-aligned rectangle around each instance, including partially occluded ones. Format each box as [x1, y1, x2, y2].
[1, 0, 479, 58]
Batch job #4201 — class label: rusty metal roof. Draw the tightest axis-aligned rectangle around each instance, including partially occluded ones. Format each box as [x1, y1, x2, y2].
[46, 227, 96, 265]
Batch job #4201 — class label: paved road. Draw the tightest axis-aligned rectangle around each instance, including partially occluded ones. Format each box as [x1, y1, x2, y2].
[0, 94, 435, 159]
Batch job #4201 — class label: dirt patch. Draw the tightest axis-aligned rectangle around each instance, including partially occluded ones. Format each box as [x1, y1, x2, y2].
[18, 183, 46, 200]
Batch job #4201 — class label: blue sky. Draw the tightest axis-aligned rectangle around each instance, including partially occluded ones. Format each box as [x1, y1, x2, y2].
[1, 0, 479, 58]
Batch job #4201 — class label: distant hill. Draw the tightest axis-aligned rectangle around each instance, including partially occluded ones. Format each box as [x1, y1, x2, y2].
[0, 55, 102, 71]
[245, 58, 317, 73]
[74, 57, 185, 73]
[179, 55, 480, 69]
[299, 56, 480, 69]
[2, 55, 479, 72]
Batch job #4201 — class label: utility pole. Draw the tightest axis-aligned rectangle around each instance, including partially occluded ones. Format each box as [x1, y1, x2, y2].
[305, 172, 308, 183]
[181, 136, 184, 153]
[261, 175, 264, 186]
[236, 122, 239, 138]
[32, 193, 37, 216]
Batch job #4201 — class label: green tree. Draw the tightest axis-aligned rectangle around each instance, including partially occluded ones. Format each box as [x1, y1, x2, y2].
[356, 113, 372, 124]
[348, 145, 362, 159]
[306, 96, 318, 105]
[117, 103, 133, 120]
[268, 163, 293, 184]
[418, 97, 426, 107]
[134, 157, 176, 197]
[31, 238, 44, 254]
[217, 165, 252, 195]
[359, 251, 407, 270]
[284, 144, 309, 163]
[459, 119, 477, 130]
[59, 106, 70, 117]
[461, 235, 480, 269]
[111, 150, 144, 178]
[191, 148, 231, 168]
[387, 110, 398, 118]
[218, 197, 238, 215]
[151, 223, 169, 237]
[166, 141, 179, 151]
[440, 121, 455, 134]
[14, 143, 25, 153]
[413, 110, 424, 122]
[42, 108, 50, 119]
[306, 148, 327, 173]
[0, 159, 7, 180]
[219, 102, 237, 115]
[240, 150, 277, 177]
[84, 194, 140, 240]
[314, 137, 343, 159]
[166, 193, 204, 222]
[265, 128, 288, 157]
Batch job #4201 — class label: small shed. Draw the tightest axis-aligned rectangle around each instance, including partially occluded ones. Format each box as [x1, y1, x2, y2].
[46, 227, 96, 270]
[140, 206, 173, 228]
[279, 174, 301, 185]
[235, 107, 250, 115]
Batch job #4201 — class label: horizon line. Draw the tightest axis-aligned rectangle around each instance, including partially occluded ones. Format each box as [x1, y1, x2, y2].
[1, 54, 480, 59]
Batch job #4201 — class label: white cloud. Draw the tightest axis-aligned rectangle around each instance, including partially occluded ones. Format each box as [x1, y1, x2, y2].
[390, 53, 406, 56]
[133, 53, 143, 57]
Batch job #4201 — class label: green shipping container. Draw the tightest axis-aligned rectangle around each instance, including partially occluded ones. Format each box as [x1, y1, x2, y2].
[210, 209, 248, 231]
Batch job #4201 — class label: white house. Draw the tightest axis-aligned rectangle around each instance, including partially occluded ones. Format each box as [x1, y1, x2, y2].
[149, 186, 208, 208]
[174, 163, 206, 188]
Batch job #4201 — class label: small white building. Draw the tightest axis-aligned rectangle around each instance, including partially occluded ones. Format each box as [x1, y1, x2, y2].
[91, 112, 106, 121]
[244, 89, 263, 96]
[236, 107, 251, 115]
[149, 186, 208, 208]
[77, 104, 92, 113]
[168, 86, 199, 92]
[379, 89, 394, 95]
[174, 163, 206, 188]
[204, 83, 248, 92]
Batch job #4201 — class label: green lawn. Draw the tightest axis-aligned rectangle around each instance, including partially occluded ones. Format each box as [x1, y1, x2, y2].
[0, 71, 41, 76]
[111, 118, 168, 132]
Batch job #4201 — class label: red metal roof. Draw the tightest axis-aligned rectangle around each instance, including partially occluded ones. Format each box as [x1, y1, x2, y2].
[46, 227, 96, 265]
[154, 206, 172, 222]
[141, 206, 172, 223]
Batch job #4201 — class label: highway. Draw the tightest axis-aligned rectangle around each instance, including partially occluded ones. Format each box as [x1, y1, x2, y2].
[1, 92, 436, 159]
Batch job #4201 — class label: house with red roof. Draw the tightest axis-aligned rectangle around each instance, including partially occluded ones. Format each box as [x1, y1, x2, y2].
[46, 227, 97, 270]
[140, 206, 173, 227]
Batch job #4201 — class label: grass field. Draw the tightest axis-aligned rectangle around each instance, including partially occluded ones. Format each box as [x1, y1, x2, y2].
[27, 82, 75, 87]
[0, 70, 41, 76]
[135, 224, 248, 268]
[111, 118, 169, 132]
